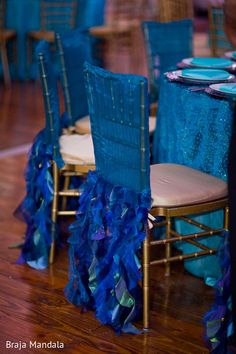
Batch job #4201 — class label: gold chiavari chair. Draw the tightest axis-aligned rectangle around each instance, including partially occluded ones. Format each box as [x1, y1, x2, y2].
[89, 0, 156, 75]
[66, 62, 228, 331]
[37, 41, 95, 264]
[157, 0, 193, 22]
[27, 0, 77, 66]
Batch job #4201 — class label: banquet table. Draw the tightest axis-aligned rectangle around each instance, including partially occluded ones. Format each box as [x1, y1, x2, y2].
[153, 76, 234, 283]
[5, 0, 105, 80]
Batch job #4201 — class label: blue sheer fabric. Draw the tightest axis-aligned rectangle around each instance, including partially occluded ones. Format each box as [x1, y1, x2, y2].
[56, 28, 93, 126]
[76, 0, 105, 30]
[16, 40, 64, 269]
[204, 232, 233, 353]
[65, 63, 152, 333]
[5, 0, 105, 80]
[142, 19, 193, 103]
[153, 77, 233, 281]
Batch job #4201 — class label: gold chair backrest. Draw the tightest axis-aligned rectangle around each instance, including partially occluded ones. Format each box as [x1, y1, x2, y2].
[106, 0, 157, 25]
[157, 0, 193, 22]
[40, 0, 77, 31]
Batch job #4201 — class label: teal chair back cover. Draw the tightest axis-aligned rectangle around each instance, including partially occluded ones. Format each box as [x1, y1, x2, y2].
[84, 62, 150, 192]
[36, 40, 63, 166]
[142, 19, 193, 103]
[56, 28, 93, 126]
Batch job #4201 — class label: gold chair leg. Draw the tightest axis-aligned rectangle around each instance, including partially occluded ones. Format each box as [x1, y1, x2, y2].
[224, 206, 229, 230]
[165, 216, 171, 276]
[1, 42, 11, 86]
[61, 175, 70, 211]
[49, 161, 59, 264]
[143, 225, 150, 331]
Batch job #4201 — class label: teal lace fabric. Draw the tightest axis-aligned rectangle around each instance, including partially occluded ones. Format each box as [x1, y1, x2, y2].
[153, 77, 233, 281]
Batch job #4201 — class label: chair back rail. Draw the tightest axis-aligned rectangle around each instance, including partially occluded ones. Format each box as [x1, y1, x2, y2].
[36, 40, 60, 152]
[40, 0, 77, 32]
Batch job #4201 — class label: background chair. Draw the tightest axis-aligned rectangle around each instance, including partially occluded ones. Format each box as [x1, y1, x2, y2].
[208, 3, 234, 57]
[157, 0, 193, 22]
[56, 27, 156, 136]
[18, 40, 95, 269]
[0, 0, 16, 85]
[142, 19, 193, 104]
[65, 62, 228, 332]
[89, 0, 156, 74]
[27, 0, 77, 67]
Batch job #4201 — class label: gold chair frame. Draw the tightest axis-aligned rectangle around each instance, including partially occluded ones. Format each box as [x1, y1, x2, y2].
[143, 196, 228, 329]
[28, 0, 77, 67]
[157, 0, 193, 22]
[38, 51, 95, 265]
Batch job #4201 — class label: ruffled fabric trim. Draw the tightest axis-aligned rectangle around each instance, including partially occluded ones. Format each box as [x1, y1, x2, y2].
[204, 231, 233, 353]
[15, 129, 64, 269]
[65, 170, 151, 334]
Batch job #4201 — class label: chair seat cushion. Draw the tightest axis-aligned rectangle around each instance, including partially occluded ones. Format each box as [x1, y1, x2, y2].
[151, 163, 227, 207]
[75, 115, 91, 134]
[59, 133, 95, 165]
[149, 116, 156, 134]
[75, 115, 156, 135]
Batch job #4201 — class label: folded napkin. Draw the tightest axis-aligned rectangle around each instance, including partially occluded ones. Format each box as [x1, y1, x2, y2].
[190, 57, 233, 68]
[181, 69, 230, 80]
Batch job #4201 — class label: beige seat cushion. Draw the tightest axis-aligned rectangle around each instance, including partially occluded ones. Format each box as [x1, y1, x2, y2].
[75, 115, 156, 135]
[151, 163, 227, 207]
[75, 116, 91, 134]
[59, 134, 95, 165]
[149, 116, 156, 134]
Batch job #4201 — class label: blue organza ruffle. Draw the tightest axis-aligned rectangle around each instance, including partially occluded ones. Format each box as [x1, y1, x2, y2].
[15, 129, 64, 269]
[204, 231, 233, 353]
[65, 170, 151, 334]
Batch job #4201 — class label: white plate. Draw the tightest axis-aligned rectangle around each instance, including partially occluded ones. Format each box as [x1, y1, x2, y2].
[225, 51, 236, 61]
[209, 83, 236, 97]
[182, 57, 234, 69]
[165, 70, 235, 85]
[179, 68, 232, 81]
